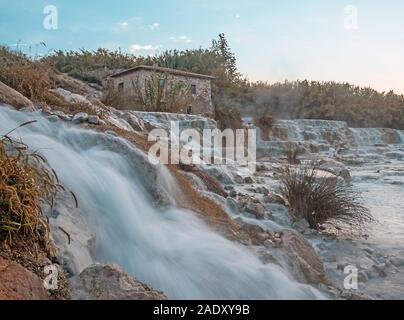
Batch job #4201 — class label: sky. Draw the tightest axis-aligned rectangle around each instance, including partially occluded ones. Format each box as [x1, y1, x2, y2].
[1, 0, 403, 94]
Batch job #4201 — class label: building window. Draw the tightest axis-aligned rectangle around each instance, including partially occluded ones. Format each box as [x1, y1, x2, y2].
[159, 79, 166, 89]
[118, 82, 124, 92]
[187, 106, 193, 115]
[191, 84, 197, 94]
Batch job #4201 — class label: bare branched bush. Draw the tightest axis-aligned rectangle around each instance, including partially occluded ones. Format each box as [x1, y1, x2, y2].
[254, 114, 275, 140]
[214, 106, 244, 130]
[277, 165, 371, 230]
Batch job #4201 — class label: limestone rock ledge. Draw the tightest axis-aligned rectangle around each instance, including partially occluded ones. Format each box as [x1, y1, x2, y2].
[70, 263, 167, 300]
[0, 81, 35, 111]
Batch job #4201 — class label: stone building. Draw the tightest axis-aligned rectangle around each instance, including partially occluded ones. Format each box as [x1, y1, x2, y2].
[105, 65, 214, 114]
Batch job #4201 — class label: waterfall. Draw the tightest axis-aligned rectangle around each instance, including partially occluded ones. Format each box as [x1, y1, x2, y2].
[399, 131, 404, 144]
[266, 119, 404, 148]
[0, 105, 323, 299]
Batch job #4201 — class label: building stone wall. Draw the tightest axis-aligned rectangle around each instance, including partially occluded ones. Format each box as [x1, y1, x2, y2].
[106, 69, 214, 114]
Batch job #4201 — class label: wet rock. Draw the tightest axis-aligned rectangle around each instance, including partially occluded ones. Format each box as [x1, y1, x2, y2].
[358, 270, 369, 283]
[263, 239, 275, 248]
[87, 115, 100, 125]
[226, 197, 239, 213]
[385, 152, 404, 161]
[125, 114, 145, 132]
[364, 247, 375, 255]
[391, 257, 404, 268]
[70, 264, 167, 300]
[293, 218, 310, 232]
[255, 186, 269, 195]
[244, 203, 266, 219]
[372, 264, 387, 278]
[279, 230, 327, 284]
[358, 257, 374, 271]
[339, 169, 352, 183]
[0, 81, 35, 111]
[105, 130, 118, 136]
[311, 169, 339, 184]
[72, 112, 89, 124]
[205, 167, 234, 185]
[256, 249, 278, 264]
[239, 197, 267, 220]
[228, 190, 237, 198]
[54, 111, 72, 121]
[47, 115, 60, 122]
[244, 176, 254, 184]
[234, 175, 244, 184]
[237, 222, 326, 285]
[256, 163, 269, 172]
[339, 291, 373, 300]
[224, 185, 234, 191]
[238, 223, 276, 246]
[337, 262, 350, 271]
[263, 192, 286, 206]
[318, 159, 352, 183]
[0, 257, 50, 300]
[47, 191, 95, 276]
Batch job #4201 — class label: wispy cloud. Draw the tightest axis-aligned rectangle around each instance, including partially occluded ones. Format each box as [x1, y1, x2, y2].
[130, 44, 160, 53]
[170, 36, 192, 43]
[235, 14, 241, 19]
[119, 21, 129, 29]
[114, 16, 143, 31]
[149, 22, 160, 30]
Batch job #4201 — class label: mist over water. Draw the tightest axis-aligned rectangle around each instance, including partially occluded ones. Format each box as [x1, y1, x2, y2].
[0, 106, 323, 299]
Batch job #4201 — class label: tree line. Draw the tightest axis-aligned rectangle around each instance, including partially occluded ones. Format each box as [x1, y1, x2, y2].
[42, 34, 404, 129]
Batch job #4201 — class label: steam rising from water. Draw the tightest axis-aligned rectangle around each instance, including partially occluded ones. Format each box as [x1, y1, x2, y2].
[0, 106, 323, 299]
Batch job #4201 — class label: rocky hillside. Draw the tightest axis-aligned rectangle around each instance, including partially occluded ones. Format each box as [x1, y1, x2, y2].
[1, 46, 403, 299]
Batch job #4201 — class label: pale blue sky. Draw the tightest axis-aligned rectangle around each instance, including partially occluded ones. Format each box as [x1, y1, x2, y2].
[1, 0, 403, 93]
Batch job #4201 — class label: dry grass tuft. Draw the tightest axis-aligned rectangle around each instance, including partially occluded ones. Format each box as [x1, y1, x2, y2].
[0, 121, 58, 243]
[0, 46, 55, 104]
[0, 46, 98, 115]
[277, 165, 372, 230]
[0, 121, 71, 299]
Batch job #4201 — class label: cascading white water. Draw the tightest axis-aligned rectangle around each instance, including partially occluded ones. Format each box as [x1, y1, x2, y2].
[262, 119, 403, 151]
[349, 128, 385, 146]
[0, 106, 324, 299]
[399, 130, 404, 144]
